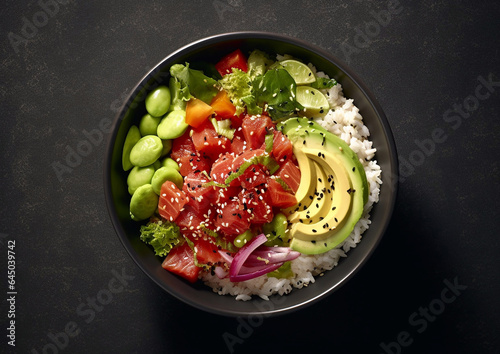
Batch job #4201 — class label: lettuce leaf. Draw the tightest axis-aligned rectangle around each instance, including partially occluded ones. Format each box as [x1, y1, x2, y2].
[170, 63, 219, 104]
[140, 220, 181, 257]
[219, 68, 262, 115]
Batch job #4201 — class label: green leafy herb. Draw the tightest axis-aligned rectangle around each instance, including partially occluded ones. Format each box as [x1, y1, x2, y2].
[183, 236, 208, 269]
[224, 153, 279, 185]
[264, 132, 274, 153]
[170, 63, 219, 104]
[267, 261, 294, 279]
[200, 223, 219, 238]
[253, 69, 304, 120]
[140, 220, 182, 257]
[274, 177, 292, 192]
[311, 77, 337, 89]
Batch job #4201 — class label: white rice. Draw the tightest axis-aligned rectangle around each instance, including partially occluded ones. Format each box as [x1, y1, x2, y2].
[200, 64, 382, 300]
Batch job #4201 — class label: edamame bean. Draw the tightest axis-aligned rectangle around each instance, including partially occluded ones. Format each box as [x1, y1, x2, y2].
[129, 135, 163, 167]
[161, 139, 172, 157]
[122, 125, 141, 171]
[161, 157, 180, 171]
[153, 160, 162, 170]
[234, 230, 254, 248]
[263, 213, 289, 246]
[157, 110, 188, 139]
[151, 167, 183, 194]
[145, 86, 171, 117]
[129, 184, 158, 221]
[127, 165, 155, 195]
[139, 114, 161, 136]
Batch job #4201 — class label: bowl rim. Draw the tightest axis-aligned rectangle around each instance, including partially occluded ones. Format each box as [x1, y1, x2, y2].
[104, 31, 398, 317]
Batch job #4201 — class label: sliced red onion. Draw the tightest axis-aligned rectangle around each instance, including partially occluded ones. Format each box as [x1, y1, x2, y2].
[214, 266, 228, 279]
[217, 234, 302, 282]
[244, 249, 300, 266]
[230, 262, 284, 282]
[218, 250, 234, 265]
[229, 233, 268, 279]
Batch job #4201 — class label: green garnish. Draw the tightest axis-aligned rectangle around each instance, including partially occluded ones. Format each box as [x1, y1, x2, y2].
[210, 117, 235, 140]
[310, 77, 337, 89]
[200, 222, 219, 238]
[224, 154, 279, 185]
[265, 132, 274, 153]
[274, 177, 292, 192]
[170, 63, 219, 104]
[139, 220, 181, 257]
[253, 69, 304, 120]
[267, 261, 294, 279]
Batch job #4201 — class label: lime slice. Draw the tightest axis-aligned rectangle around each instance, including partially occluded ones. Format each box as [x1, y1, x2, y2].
[280, 60, 316, 85]
[296, 86, 330, 116]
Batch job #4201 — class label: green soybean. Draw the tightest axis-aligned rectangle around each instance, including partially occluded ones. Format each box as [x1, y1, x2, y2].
[127, 165, 155, 195]
[234, 230, 254, 248]
[151, 167, 183, 194]
[161, 139, 172, 157]
[129, 184, 158, 221]
[145, 86, 171, 117]
[122, 125, 141, 171]
[161, 157, 180, 171]
[139, 114, 161, 136]
[129, 135, 163, 167]
[157, 110, 188, 139]
[263, 213, 289, 246]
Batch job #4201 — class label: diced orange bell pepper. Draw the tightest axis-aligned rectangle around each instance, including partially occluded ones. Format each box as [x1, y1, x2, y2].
[210, 90, 236, 119]
[185, 98, 214, 128]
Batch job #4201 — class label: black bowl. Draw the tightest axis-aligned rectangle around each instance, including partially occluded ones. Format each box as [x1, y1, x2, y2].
[104, 32, 398, 317]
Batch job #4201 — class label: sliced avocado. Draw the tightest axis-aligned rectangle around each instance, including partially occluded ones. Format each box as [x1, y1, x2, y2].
[288, 161, 332, 224]
[283, 144, 317, 215]
[278, 117, 369, 254]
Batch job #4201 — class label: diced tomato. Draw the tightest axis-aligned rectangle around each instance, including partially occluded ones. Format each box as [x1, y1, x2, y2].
[184, 171, 216, 199]
[210, 90, 236, 118]
[239, 187, 274, 224]
[276, 160, 301, 193]
[241, 114, 274, 149]
[271, 130, 293, 164]
[214, 200, 250, 236]
[185, 98, 214, 128]
[267, 178, 298, 208]
[158, 181, 188, 222]
[177, 154, 211, 177]
[215, 49, 248, 76]
[162, 243, 200, 283]
[191, 120, 230, 160]
[210, 153, 235, 184]
[194, 238, 225, 265]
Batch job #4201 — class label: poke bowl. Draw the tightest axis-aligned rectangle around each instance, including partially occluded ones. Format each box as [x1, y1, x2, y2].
[104, 32, 398, 316]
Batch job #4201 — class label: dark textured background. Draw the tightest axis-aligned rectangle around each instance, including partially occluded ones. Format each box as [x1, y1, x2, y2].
[1, 1, 499, 353]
